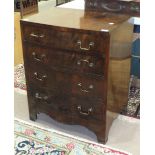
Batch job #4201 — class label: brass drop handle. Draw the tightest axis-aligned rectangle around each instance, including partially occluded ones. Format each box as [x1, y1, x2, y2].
[77, 59, 94, 67]
[77, 83, 94, 93]
[77, 105, 93, 116]
[35, 93, 49, 101]
[34, 72, 47, 81]
[77, 40, 94, 51]
[32, 52, 46, 62]
[30, 33, 45, 38]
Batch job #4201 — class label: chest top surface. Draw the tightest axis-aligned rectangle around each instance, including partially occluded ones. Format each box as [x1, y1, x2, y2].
[21, 7, 130, 32]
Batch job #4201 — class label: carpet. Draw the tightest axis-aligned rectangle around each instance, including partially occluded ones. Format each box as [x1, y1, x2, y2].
[14, 64, 140, 118]
[14, 119, 131, 155]
[121, 76, 140, 118]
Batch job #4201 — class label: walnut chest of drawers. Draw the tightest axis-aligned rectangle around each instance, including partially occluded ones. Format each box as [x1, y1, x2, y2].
[20, 7, 133, 143]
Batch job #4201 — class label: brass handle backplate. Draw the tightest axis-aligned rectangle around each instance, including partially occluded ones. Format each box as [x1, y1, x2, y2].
[30, 33, 44, 38]
[35, 93, 48, 101]
[32, 52, 46, 62]
[77, 59, 94, 67]
[77, 105, 93, 116]
[77, 40, 94, 51]
[34, 72, 47, 81]
[77, 83, 94, 93]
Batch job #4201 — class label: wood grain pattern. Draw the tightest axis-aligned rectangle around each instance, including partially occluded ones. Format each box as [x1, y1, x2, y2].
[24, 42, 105, 76]
[22, 23, 106, 53]
[21, 8, 133, 144]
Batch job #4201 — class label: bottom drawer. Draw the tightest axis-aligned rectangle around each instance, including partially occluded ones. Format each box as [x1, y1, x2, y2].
[27, 87, 105, 124]
[28, 88, 73, 122]
[71, 97, 105, 121]
[36, 102, 73, 123]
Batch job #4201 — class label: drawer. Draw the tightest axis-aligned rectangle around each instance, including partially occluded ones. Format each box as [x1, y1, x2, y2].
[25, 62, 105, 98]
[28, 88, 73, 121]
[24, 43, 105, 76]
[21, 23, 105, 53]
[72, 97, 105, 121]
[25, 65, 72, 94]
[71, 74, 105, 99]
[35, 92, 72, 114]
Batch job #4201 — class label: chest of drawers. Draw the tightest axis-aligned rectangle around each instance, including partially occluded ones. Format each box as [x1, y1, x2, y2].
[21, 8, 133, 143]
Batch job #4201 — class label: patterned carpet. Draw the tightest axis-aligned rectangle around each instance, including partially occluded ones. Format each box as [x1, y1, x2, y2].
[15, 118, 131, 155]
[121, 76, 140, 118]
[14, 64, 140, 119]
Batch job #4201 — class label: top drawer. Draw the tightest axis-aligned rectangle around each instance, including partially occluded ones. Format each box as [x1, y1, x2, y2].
[21, 23, 106, 53]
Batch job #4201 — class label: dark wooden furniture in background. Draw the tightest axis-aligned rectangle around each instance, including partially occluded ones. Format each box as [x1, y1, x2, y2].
[21, 7, 133, 143]
[85, 0, 140, 17]
[14, 0, 38, 17]
[56, 0, 72, 6]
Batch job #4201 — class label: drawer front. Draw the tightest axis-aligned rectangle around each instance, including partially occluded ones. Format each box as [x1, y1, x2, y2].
[72, 97, 105, 121]
[28, 88, 73, 121]
[24, 44, 105, 76]
[22, 24, 105, 53]
[25, 64, 72, 94]
[71, 75, 105, 99]
[25, 62, 105, 98]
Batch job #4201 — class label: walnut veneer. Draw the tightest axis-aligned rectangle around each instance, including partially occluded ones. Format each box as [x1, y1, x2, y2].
[21, 7, 133, 143]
